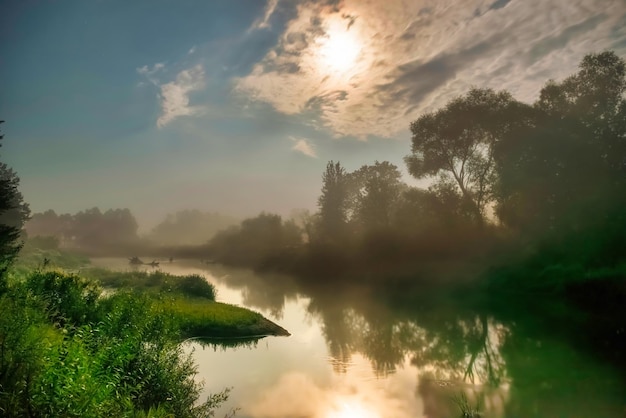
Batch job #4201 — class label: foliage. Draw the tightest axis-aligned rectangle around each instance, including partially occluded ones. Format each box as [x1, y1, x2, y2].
[85, 268, 217, 300]
[0, 121, 31, 283]
[149, 209, 239, 246]
[494, 51, 626, 238]
[0, 271, 234, 417]
[208, 212, 302, 268]
[406, 89, 529, 225]
[25, 271, 101, 327]
[25, 207, 140, 254]
[350, 161, 404, 232]
[316, 161, 351, 243]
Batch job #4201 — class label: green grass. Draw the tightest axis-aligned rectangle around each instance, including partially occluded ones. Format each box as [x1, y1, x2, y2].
[82, 267, 289, 337]
[13, 245, 89, 274]
[83, 268, 217, 300]
[160, 297, 274, 338]
[0, 267, 288, 416]
[0, 270, 229, 417]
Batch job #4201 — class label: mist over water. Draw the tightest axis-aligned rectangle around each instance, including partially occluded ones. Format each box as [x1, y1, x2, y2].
[93, 259, 626, 418]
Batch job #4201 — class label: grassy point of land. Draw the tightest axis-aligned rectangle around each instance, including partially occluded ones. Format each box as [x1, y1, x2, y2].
[82, 267, 290, 338]
[164, 298, 290, 338]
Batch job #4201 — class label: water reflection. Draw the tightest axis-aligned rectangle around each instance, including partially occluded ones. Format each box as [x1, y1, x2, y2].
[93, 259, 626, 417]
[204, 264, 625, 418]
[190, 336, 264, 351]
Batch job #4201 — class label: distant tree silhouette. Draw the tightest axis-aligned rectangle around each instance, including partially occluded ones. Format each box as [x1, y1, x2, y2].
[317, 161, 350, 243]
[149, 210, 238, 246]
[26, 209, 71, 240]
[208, 212, 302, 267]
[0, 121, 30, 281]
[25, 207, 139, 253]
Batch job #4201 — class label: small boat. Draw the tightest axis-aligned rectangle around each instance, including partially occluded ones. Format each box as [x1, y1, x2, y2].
[128, 256, 144, 265]
[147, 260, 160, 267]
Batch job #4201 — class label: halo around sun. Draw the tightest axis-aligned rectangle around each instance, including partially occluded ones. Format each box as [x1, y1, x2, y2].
[317, 20, 362, 75]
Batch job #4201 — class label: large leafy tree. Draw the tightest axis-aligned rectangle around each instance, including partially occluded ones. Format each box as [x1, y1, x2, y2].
[350, 161, 403, 231]
[0, 121, 30, 279]
[406, 89, 530, 225]
[495, 51, 626, 236]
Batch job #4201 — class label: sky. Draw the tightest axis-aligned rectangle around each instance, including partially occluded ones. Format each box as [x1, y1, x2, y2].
[1, 0, 625, 230]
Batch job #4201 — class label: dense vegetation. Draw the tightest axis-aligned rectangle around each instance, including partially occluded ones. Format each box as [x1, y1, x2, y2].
[0, 268, 240, 417]
[0, 252, 288, 416]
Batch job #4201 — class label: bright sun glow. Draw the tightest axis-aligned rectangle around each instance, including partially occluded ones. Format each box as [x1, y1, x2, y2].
[326, 400, 379, 418]
[318, 29, 361, 74]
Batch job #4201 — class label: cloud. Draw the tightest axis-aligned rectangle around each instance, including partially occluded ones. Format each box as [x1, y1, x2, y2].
[489, 0, 512, 11]
[243, 357, 422, 418]
[290, 136, 317, 158]
[235, 0, 626, 139]
[136, 62, 165, 85]
[250, 0, 280, 31]
[157, 65, 206, 128]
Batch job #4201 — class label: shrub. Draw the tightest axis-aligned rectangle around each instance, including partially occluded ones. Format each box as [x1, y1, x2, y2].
[170, 274, 216, 300]
[25, 271, 101, 327]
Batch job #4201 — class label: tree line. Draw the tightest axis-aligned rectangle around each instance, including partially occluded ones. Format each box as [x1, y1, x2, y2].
[24, 208, 239, 255]
[207, 51, 626, 284]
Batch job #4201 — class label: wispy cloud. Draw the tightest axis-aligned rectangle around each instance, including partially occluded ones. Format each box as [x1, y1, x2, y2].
[236, 0, 626, 139]
[249, 0, 280, 31]
[290, 136, 317, 158]
[136, 62, 165, 85]
[157, 65, 206, 128]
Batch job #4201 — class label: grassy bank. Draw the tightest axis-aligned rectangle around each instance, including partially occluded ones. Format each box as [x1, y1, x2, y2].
[0, 257, 288, 417]
[81, 268, 290, 338]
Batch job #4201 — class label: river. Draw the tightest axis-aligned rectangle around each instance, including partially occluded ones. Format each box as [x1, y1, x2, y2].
[90, 258, 626, 418]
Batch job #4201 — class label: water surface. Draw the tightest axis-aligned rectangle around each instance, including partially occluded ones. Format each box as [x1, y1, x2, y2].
[91, 258, 626, 418]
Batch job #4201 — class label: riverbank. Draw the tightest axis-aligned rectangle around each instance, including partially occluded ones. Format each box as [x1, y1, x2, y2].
[0, 252, 289, 416]
[81, 267, 290, 338]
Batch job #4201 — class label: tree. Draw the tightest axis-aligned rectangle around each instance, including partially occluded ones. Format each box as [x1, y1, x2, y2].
[0, 121, 30, 279]
[350, 161, 403, 231]
[25, 209, 65, 238]
[149, 210, 238, 246]
[208, 212, 302, 266]
[64, 207, 139, 251]
[406, 89, 530, 225]
[317, 161, 350, 242]
[494, 51, 626, 236]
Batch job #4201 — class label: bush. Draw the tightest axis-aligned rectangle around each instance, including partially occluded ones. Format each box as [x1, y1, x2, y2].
[25, 271, 101, 327]
[170, 274, 216, 300]
[0, 273, 229, 417]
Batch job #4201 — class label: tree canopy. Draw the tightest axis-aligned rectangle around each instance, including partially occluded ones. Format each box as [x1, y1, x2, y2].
[0, 121, 30, 278]
[406, 88, 531, 225]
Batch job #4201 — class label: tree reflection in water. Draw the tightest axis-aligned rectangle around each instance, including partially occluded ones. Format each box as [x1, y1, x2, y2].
[201, 265, 626, 418]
